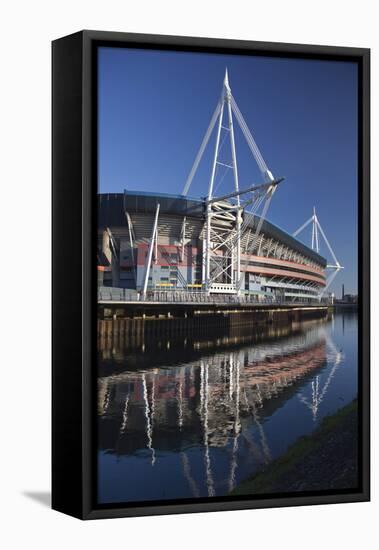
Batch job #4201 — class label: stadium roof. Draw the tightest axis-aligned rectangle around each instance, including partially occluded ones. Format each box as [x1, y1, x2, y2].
[98, 191, 327, 267]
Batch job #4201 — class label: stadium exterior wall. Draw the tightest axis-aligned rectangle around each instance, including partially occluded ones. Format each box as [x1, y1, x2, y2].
[98, 192, 327, 303]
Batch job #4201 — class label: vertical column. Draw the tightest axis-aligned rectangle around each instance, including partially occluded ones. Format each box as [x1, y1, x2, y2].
[204, 97, 225, 295]
[225, 72, 241, 294]
[142, 203, 160, 299]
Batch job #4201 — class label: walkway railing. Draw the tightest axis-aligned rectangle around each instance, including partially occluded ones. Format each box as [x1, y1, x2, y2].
[98, 287, 333, 306]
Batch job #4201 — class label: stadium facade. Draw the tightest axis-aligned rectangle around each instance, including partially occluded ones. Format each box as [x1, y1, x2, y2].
[97, 70, 336, 304]
[98, 191, 327, 303]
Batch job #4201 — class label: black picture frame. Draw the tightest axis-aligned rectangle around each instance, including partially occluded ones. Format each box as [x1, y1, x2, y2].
[52, 30, 370, 520]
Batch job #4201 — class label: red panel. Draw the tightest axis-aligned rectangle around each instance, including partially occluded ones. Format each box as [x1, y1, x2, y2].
[135, 243, 325, 286]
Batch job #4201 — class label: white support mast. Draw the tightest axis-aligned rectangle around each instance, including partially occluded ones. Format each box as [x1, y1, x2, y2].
[183, 69, 277, 295]
[225, 70, 242, 291]
[124, 211, 137, 285]
[293, 207, 343, 299]
[142, 203, 160, 299]
[203, 69, 242, 294]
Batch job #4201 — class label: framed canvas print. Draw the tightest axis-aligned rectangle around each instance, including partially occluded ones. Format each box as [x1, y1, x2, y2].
[52, 30, 370, 519]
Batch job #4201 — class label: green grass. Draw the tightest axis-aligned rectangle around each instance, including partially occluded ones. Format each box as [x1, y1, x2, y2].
[231, 399, 357, 496]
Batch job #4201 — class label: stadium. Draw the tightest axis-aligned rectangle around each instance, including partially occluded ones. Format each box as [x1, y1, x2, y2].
[97, 190, 327, 303]
[97, 70, 337, 305]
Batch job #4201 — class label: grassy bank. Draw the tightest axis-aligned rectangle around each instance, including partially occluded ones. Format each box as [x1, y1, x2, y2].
[231, 399, 358, 496]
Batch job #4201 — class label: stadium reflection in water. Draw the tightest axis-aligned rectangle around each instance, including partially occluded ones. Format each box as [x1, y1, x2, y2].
[97, 311, 358, 504]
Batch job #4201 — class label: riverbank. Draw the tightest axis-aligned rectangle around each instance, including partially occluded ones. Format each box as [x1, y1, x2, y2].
[231, 399, 358, 495]
[98, 304, 330, 339]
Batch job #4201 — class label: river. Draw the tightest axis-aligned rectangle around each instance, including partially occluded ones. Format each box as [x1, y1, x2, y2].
[97, 310, 358, 504]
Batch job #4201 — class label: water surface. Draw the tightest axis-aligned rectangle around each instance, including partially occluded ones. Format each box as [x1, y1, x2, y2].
[97, 311, 358, 504]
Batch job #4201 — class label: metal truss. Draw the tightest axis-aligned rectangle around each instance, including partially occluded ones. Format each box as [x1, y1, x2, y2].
[182, 69, 281, 294]
[293, 207, 343, 299]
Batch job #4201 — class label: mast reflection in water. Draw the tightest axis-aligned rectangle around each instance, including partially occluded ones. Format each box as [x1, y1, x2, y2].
[97, 312, 358, 504]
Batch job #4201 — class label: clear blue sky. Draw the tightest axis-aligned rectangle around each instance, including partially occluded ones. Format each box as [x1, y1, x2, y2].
[98, 47, 358, 296]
